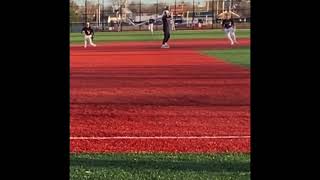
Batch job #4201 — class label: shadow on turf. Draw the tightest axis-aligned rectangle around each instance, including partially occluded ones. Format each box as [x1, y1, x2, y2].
[70, 156, 249, 173]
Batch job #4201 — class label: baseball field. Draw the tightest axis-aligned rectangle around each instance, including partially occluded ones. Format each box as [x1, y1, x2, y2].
[70, 29, 250, 179]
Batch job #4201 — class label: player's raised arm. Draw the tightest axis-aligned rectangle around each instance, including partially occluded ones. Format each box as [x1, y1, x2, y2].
[218, 12, 226, 19]
[231, 12, 240, 18]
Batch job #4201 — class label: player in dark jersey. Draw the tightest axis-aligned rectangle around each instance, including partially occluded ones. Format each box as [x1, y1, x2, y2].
[219, 10, 240, 45]
[161, 9, 171, 48]
[81, 22, 96, 48]
[222, 18, 237, 45]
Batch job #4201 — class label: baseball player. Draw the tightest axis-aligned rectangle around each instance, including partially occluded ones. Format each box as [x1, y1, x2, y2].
[218, 10, 240, 45]
[170, 12, 176, 31]
[161, 9, 171, 48]
[148, 18, 155, 35]
[81, 22, 96, 48]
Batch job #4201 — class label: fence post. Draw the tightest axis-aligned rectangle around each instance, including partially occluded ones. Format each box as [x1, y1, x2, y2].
[156, 0, 158, 31]
[85, 0, 88, 23]
[212, 0, 214, 29]
[102, 0, 104, 30]
[192, 0, 195, 30]
[98, 0, 100, 27]
[217, 0, 219, 15]
[139, 0, 142, 31]
[174, 0, 176, 22]
[120, 5, 122, 32]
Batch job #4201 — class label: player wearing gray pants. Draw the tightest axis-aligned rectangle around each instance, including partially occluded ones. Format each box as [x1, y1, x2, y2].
[81, 22, 96, 48]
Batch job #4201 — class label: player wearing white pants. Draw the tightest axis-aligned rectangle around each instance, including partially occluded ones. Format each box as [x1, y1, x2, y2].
[223, 23, 238, 45]
[81, 22, 96, 48]
[218, 10, 240, 45]
[148, 23, 154, 33]
[170, 12, 176, 31]
[84, 34, 96, 48]
[148, 19, 154, 34]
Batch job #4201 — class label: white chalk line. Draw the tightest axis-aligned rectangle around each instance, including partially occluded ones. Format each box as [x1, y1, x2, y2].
[70, 135, 250, 140]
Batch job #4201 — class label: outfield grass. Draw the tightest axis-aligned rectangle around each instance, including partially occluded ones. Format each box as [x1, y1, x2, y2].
[70, 153, 250, 180]
[202, 47, 250, 67]
[70, 29, 250, 44]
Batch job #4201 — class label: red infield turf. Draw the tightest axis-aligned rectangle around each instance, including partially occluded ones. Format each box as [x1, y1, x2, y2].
[70, 39, 250, 153]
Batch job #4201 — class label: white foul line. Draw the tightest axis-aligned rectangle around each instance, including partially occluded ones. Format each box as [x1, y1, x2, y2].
[70, 136, 250, 140]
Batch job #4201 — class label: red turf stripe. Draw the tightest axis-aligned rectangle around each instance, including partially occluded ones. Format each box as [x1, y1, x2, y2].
[70, 39, 250, 153]
[70, 138, 250, 153]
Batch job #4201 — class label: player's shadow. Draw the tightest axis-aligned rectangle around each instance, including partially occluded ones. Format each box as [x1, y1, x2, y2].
[70, 156, 250, 173]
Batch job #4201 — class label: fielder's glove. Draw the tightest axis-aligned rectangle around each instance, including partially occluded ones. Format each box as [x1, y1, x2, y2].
[91, 35, 94, 40]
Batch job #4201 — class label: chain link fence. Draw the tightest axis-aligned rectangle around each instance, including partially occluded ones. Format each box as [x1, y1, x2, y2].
[70, 0, 250, 32]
